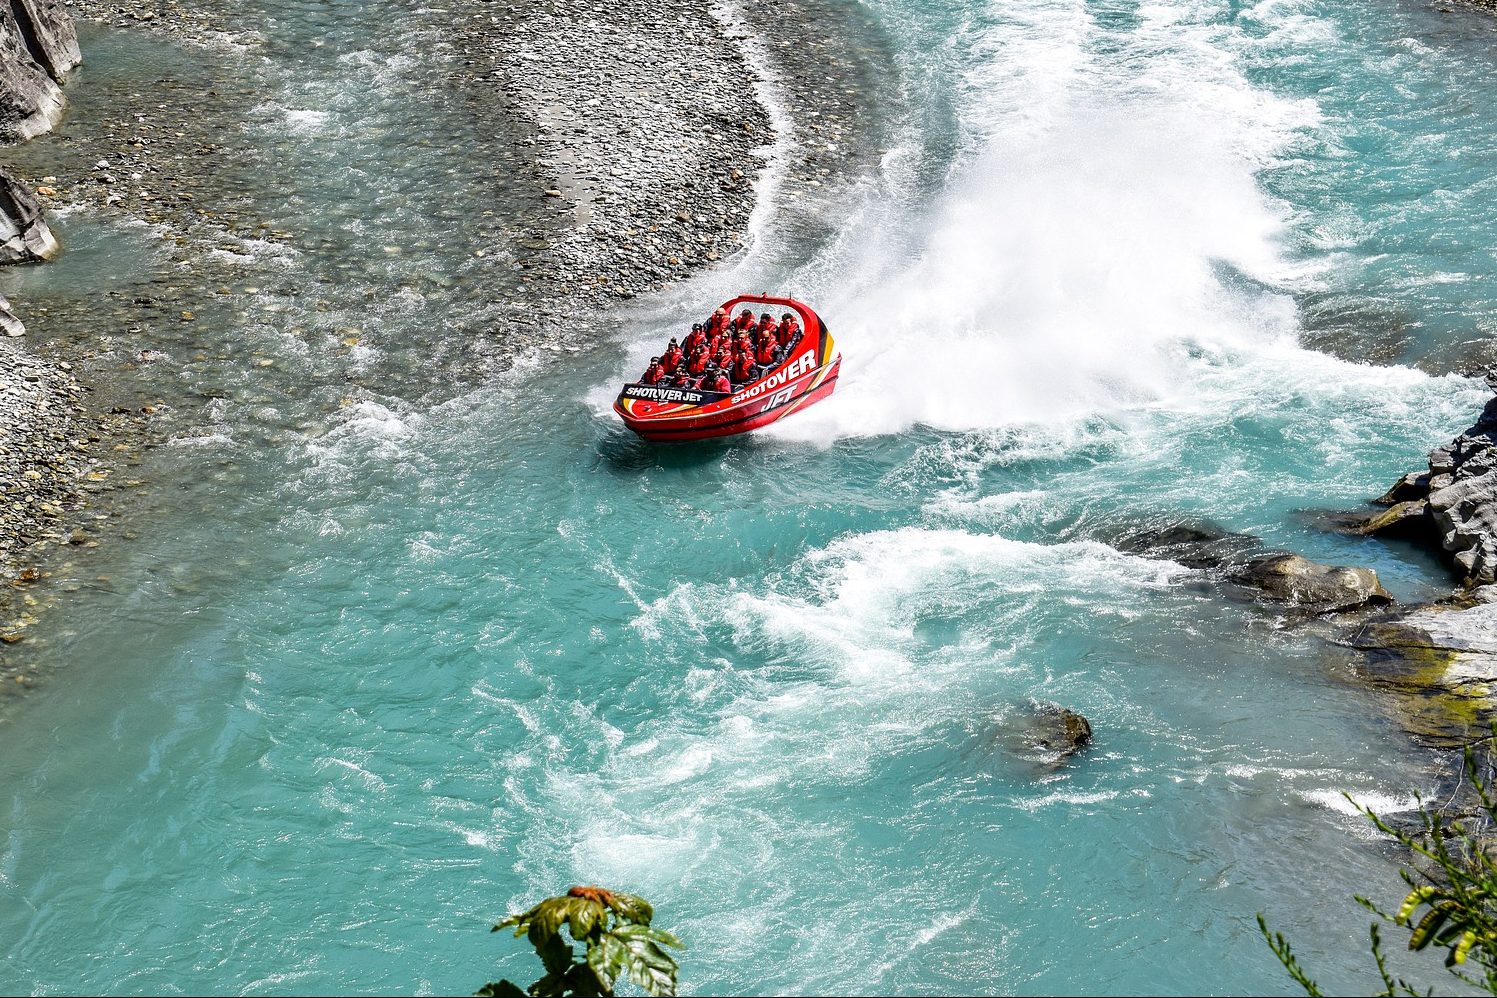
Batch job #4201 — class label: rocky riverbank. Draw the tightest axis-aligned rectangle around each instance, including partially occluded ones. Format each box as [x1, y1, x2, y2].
[0, 0, 147, 678]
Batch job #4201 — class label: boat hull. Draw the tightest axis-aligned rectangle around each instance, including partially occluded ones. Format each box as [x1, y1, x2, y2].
[614, 294, 841, 442]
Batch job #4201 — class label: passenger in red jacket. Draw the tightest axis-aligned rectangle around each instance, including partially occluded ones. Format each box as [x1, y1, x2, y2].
[755, 335, 780, 367]
[756, 313, 778, 340]
[641, 358, 665, 385]
[687, 348, 711, 376]
[707, 308, 729, 337]
[708, 369, 731, 393]
[661, 341, 684, 375]
[683, 323, 708, 355]
[735, 308, 756, 333]
[778, 312, 801, 351]
[732, 352, 757, 385]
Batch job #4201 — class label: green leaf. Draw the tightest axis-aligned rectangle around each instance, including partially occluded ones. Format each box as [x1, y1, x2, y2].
[475, 980, 529, 998]
[569, 899, 603, 942]
[587, 932, 618, 993]
[609, 892, 654, 926]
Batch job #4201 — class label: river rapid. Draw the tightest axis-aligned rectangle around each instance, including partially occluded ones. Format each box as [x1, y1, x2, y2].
[3, 0, 1497, 994]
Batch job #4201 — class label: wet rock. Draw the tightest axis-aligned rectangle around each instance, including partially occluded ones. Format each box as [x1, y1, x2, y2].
[0, 1, 77, 142]
[1344, 601, 1497, 748]
[1105, 519, 1260, 570]
[1377, 471, 1432, 506]
[1228, 553, 1393, 614]
[1330, 499, 1434, 540]
[1361, 392, 1497, 585]
[998, 701, 1094, 770]
[0, 167, 58, 263]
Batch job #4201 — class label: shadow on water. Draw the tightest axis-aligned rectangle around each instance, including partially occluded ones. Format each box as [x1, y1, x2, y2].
[593, 425, 739, 473]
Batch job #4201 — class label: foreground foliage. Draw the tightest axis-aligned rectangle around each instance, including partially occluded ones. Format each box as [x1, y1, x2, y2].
[1261, 740, 1497, 995]
[479, 886, 683, 997]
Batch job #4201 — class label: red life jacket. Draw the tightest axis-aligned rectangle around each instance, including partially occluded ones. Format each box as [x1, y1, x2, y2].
[642, 364, 664, 385]
[736, 311, 755, 332]
[710, 373, 731, 393]
[688, 351, 710, 375]
[733, 355, 756, 382]
[661, 348, 684, 374]
[684, 330, 707, 354]
[779, 322, 801, 350]
[756, 340, 778, 366]
[709, 313, 729, 336]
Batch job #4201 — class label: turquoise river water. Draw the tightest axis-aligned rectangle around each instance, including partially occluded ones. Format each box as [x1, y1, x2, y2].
[4, 0, 1497, 993]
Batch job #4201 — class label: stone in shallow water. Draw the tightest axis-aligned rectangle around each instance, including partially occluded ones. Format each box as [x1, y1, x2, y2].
[1228, 554, 1393, 614]
[1346, 602, 1497, 748]
[994, 701, 1094, 772]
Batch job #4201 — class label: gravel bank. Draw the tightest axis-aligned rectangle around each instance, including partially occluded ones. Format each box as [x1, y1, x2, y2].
[46, 0, 889, 341]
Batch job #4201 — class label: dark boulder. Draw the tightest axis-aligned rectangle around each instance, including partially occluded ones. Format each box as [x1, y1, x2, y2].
[1106, 519, 1260, 571]
[996, 701, 1093, 771]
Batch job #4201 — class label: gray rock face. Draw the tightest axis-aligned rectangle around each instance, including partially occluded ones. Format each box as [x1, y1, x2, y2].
[0, 298, 23, 337]
[0, 0, 78, 143]
[1345, 601, 1497, 748]
[0, 166, 57, 262]
[1229, 553, 1394, 614]
[1365, 394, 1497, 585]
[10, 0, 80, 80]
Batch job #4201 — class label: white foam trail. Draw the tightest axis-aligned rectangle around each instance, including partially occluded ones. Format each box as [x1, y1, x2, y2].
[753, 0, 1352, 441]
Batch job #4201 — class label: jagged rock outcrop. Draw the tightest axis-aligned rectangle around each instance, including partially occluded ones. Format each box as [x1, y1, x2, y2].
[0, 291, 24, 337]
[0, 166, 57, 262]
[11, 1, 81, 80]
[1349, 393, 1497, 585]
[0, 0, 79, 142]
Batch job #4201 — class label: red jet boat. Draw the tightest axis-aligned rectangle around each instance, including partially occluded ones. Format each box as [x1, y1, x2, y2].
[614, 294, 841, 442]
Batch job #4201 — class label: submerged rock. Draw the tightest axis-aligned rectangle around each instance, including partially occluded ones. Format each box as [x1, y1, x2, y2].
[1105, 519, 1260, 570]
[996, 701, 1093, 771]
[1228, 553, 1393, 614]
[0, 168, 57, 263]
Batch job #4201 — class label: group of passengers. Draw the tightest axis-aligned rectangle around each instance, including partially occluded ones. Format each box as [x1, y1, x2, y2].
[638, 307, 804, 393]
